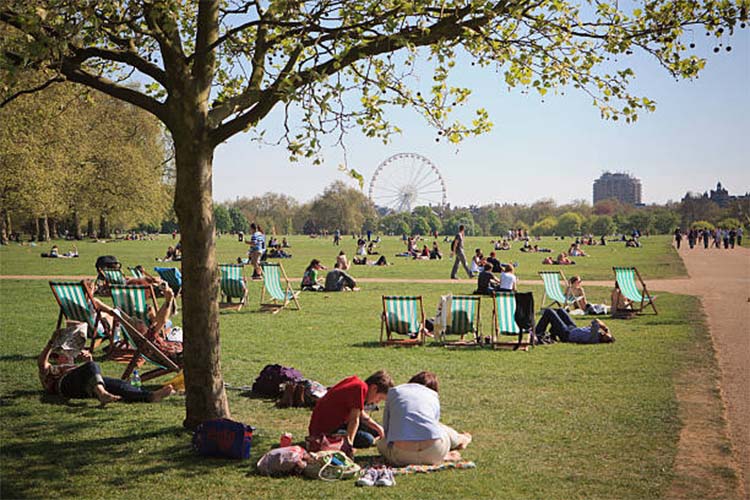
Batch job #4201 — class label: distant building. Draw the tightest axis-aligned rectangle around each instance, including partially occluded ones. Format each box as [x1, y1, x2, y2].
[593, 172, 642, 205]
[681, 182, 750, 208]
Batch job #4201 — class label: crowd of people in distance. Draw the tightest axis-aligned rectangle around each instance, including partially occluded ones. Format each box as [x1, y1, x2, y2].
[41, 244, 79, 258]
[675, 227, 743, 250]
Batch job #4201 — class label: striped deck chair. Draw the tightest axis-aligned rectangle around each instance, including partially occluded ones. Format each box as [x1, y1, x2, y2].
[380, 296, 425, 346]
[110, 284, 158, 327]
[219, 264, 248, 311]
[440, 295, 481, 347]
[539, 271, 570, 309]
[128, 266, 145, 279]
[49, 281, 112, 352]
[491, 292, 534, 351]
[259, 262, 300, 313]
[112, 309, 181, 383]
[613, 267, 658, 314]
[154, 267, 182, 295]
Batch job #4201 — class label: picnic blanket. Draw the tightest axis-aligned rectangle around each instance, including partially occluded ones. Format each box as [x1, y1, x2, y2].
[391, 460, 476, 475]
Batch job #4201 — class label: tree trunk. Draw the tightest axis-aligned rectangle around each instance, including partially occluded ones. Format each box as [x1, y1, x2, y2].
[173, 132, 229, 429]
[0, 209, 7, 245]
[73, 211, 83, 240]
[99, 214, 108, 239]
[50, 218, 58, 239]
[87, 218, 95, 238]
[36, 216, 50, 242]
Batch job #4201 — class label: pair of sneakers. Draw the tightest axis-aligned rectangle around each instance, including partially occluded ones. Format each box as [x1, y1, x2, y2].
[356, 467, 395, 487]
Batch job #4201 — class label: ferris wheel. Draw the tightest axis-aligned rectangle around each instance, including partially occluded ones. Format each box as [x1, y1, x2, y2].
[368, 153, 448, 213]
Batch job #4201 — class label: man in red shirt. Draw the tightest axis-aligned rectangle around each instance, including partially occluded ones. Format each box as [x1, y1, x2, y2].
[308, 370, 393, 448]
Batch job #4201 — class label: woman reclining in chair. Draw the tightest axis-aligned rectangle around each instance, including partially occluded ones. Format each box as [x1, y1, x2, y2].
[38, 326, 175, 406]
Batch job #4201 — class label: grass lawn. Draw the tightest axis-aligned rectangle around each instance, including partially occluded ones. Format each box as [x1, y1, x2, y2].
[0, 236, 712, 499]
[0, 233, 685, 281]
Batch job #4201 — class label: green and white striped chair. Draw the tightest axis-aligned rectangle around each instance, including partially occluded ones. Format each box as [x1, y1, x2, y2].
[49, 281, 112, 352]
[491, 292, 533, 351]
[219, 264, 248, 311]
[613, 267, 658, 315]
[440, 295, 481, 346]
[380, 296, 425, 346]
[110, 284, 158, 327]
[260, 262, 300, 313]
[539, 271, 569, 309]
[101, 268, 127, 286]
[112, 309, 181, 383]
[128, 266, 145, 279]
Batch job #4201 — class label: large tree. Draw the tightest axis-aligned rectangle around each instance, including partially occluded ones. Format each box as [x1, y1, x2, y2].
[1, 0, 744, 428]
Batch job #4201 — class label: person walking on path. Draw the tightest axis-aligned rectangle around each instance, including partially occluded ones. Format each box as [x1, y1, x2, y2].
[450, 225, 472, 280]
[702, 228, 710, 249]
[674, 228, 682, 249]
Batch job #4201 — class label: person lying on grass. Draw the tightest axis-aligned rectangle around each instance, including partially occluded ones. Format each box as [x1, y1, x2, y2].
[308, 370, 394, 449]
[38, 326, 175, 406]
[377, 371, 472, 466]
[535, 308, 615, 344]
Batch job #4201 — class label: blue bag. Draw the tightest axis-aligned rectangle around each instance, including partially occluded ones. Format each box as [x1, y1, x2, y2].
[192, 418, 255, 459]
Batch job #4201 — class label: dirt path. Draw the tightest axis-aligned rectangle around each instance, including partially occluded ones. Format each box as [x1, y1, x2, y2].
[3, 249, 749, 497]
[655, 246, 750, 499]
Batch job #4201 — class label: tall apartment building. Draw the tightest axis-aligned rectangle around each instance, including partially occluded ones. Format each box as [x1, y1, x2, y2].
[593, 172, 642, 205]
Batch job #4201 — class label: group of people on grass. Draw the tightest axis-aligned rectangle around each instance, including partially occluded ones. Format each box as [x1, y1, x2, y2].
[307, 370, 472, 466]
[301, 253, 360, 292]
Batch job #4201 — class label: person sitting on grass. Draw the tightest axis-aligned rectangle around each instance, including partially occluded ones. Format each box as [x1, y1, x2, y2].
[324, 267, 359, 291]
[335, 250, 351, 271]
[498, 263, 517, 292]
[485, 251, 503, 272]
[38, 326, 175, 406]
[611, 282, 634, 312]
[535, 308, 615, 344]
[429, 241, 442, 260]
[556, 252, 575, 265]
[308, 370, 394, 449]
[301, 259, 326, 291]
[377, 371, 472, 466]
[475, 262, 502, 295]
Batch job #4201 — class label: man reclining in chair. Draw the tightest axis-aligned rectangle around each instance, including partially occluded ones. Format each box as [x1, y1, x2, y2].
[88, 281, 182, 360]
[535, 308, 615, 344]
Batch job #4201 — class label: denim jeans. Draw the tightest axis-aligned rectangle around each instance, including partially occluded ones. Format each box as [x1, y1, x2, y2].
[336, 422, 378, 448]
[534, 308, 577, 341]
[59, 361, 151, 403]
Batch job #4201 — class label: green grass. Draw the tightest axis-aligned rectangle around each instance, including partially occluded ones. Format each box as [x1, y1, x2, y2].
[0, 233, 685, 281]
[1, 236, 713, 498]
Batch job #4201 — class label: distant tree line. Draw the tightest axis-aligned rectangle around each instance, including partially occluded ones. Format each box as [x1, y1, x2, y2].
[212, 186, 749, 238]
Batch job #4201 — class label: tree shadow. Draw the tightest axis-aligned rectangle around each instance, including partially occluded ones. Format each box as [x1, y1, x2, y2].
[0, 354, 37, 362]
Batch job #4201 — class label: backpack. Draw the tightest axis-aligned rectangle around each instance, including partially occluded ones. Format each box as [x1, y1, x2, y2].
[192, 418, 255, 459]
[257, 446, 310, 476]
[252, 364, 304, 397]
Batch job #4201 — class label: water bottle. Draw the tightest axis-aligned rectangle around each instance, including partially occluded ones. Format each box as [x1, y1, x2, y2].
[131, 370, 142, 388]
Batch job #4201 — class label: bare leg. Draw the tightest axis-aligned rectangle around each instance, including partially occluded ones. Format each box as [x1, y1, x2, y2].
[92, 384, 121, 406]
[149, 384, 175, 403]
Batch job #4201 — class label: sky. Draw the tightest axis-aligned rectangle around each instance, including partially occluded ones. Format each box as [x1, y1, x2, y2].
[212, 26, 750, 209]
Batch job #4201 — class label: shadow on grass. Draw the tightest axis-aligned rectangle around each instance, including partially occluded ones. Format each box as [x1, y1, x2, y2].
[0, 354, 37, 362]
[350, 340, 445, 349]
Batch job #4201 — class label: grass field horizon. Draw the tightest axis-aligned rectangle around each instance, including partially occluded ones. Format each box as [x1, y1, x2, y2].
[2, 235, 735, 499]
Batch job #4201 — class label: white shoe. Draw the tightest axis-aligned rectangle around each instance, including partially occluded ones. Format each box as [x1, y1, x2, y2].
[356, 467, 379, 487]
[375, 468, 395, 487]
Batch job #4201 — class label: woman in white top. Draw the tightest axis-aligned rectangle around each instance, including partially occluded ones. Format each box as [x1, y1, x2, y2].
[469, 249, 483, 276]
[377, 371, 472, 466]
[498, 263, 517, 292]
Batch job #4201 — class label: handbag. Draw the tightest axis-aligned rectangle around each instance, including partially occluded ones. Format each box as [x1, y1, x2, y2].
[256, 446, 310, 476]
[303, 450, 360, 481]
[305, 434, 353, 457]
[192, 418, 255, 459]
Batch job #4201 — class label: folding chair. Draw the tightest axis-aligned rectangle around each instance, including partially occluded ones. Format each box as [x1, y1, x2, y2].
[439, 295, 482, 347]
[49, 281, 112, 352]
[109, 284, 158, 327]
[380, 295, 425, 346]
[539, 271, 570, 309]
[128, 266, 145, 279]
[613, 267, 658, 314]
[154, 267, 182, 295]
[112, 310, 181, 383]
[259, 262, 300, 313]
[219, 264, 249, 311]
[491, 292, 535, 351]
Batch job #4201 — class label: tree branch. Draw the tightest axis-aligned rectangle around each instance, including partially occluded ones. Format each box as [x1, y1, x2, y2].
[192, 0, 220, 97]
[74, 46, 168, 86]
[59, 60, 169, 126]
[0, 76, 64, 108]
